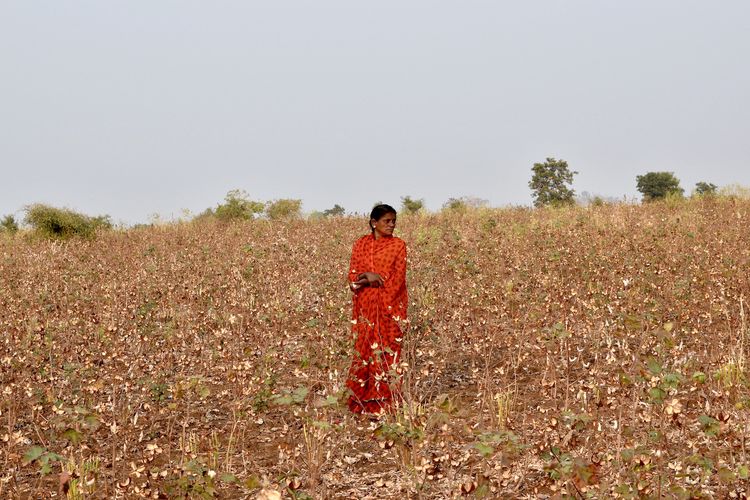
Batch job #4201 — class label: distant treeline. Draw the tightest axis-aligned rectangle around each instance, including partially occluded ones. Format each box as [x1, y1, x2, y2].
[1, 187, 747, 241]
[2, 159, 749, 240]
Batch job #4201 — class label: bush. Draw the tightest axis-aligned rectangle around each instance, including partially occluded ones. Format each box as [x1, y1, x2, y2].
[718, 184, 750, 200]
[443, 198, 467, 212]
[1, 214, 19, 234]
[577, 191, 618, 207]
[590, 196, 606, 207]
[401, 196, 424, 215]
[442, 196, 489, 213]
[24, 204, 112, 239]
[266, 199, 302, 220]
[206, 190, 265, 222]
[664, 190, 685, 209]
[694, 182, 718, 197]
[323, 204, 345, 217]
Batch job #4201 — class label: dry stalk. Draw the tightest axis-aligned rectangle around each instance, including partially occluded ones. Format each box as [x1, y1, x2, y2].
[739, 295, 746, 373]
[380, 322, 427, 487]
[224, 407, 239, 473]
[740, 296, 748, 465]
[494, 387, 516, 431]
[302, 420, 330, 494]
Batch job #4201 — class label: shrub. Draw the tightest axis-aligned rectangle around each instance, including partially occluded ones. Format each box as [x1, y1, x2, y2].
[266, 199, 302, 220]
[694, 182, 718, 197]
[309, 204, 345, 220]
[577, 191, 619, 207]
[443, 198, 466, 212]
[442, 196, 488, 212]
[323, 204, 345, 217]
[1, 214, 19, 234]
[208, 190, 265, 222]
[400, 196, 424, 215]
[24, 204, 112, 239]
[589, 196, 606, 207]
[718, 184, 750, 200]
[664, 190, 686, 209]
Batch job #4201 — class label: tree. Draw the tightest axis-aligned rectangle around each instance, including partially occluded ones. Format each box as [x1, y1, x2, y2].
[266, 199, 302, 220]
[694, 182, 718, 196]
[323, 204, 345, 217]
[211, 189, 264, 221]
[1, 214, 19, 234]
[635, 172, 683, 202]
[400, 196, 424, 214]
[528, 158, 577, 207]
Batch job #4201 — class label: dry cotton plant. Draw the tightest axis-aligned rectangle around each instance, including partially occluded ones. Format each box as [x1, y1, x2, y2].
[2, 198, 750, 497]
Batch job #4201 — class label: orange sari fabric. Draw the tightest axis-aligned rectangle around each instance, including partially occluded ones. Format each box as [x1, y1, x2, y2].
[346, 234, 408, 414]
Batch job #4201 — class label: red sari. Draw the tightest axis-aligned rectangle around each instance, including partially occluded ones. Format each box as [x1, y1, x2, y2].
[346, 233, 408, 414]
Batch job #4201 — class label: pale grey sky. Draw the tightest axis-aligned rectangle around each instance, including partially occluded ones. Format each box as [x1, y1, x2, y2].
[2, 1, 749, 224]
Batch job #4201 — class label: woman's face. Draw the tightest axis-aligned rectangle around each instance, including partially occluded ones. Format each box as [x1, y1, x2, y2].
[371, 212, 397, 238]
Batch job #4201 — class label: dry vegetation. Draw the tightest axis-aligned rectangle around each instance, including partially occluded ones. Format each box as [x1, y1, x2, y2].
[2, 198, 750, 498]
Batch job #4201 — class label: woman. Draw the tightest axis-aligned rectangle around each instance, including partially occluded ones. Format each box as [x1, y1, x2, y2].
[346, 204, 408, 414]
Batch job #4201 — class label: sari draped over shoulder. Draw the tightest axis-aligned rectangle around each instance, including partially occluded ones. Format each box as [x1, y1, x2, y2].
[346, 234, 408, 414]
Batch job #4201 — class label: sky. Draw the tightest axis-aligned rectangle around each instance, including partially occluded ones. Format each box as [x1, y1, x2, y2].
[1, 1, 749, 224]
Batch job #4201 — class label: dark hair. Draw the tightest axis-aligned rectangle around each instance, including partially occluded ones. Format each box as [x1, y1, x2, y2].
[369, 204, 397, 231]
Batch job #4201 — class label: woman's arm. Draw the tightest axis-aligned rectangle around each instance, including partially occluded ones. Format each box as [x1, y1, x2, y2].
[348, 239, 384, 290]
[348, 240, 365, 284]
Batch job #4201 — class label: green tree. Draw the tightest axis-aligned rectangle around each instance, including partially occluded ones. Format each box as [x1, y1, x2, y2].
[323, 204, 345, 217]
[210, 189, 265, 221]
[266, 199, 302, 220]
[1, 214, 19, 234]
[529, 158, 578, 207]
[694, 181, 718, 196]
[635, 172, 684, 202]
[400, 196, 424, 214]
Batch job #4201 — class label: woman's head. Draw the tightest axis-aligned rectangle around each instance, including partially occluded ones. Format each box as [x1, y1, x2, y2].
[370, 204, 397, 237]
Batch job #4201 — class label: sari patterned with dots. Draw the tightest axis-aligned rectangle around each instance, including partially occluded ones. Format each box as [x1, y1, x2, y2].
[346, 233, 408, 414]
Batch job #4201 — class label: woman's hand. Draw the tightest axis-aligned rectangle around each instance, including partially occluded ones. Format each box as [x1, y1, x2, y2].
[350, 276, 368, 291]
[359, 272, 385, 288]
